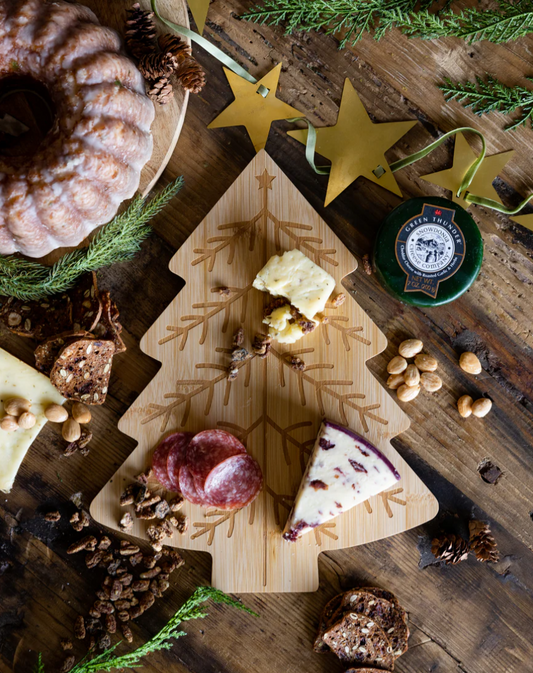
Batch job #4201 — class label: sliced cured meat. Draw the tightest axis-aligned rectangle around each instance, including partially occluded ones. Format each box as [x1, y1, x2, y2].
[167, 432, 194, 491]
[178, 465, 204, 505]
[151, 436, 174, 490]
[204, 454, 263, 510]
[186, 430, 246, 485]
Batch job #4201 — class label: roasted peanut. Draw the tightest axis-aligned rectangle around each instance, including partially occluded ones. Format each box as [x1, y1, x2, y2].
[4, 396, 31, 416]
[414, 353, 438, 372]
[45, 403, 69, 423]
[472, 398, 492, 418]
[72, 402, 92, 424]
[62, 419, 81, 443]
[397, 383, 421, 402]
[18, 411, 36, 429]
[420, 372, 442, 392]
[457, 394, 473, 418]
[404, 364, 420, 388]
[0, 415, 19, 432]
[398, 338, 423, 359]
[459, 352, 482, 375]
[387, 374, 405, 390]
[387, 356, 408, 375]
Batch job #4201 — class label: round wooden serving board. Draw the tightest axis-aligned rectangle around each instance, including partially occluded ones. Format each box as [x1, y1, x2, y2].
[91, 151, 439, 593]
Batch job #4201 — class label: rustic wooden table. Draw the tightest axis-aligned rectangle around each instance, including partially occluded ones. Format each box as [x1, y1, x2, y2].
[2, 1, 533, 672]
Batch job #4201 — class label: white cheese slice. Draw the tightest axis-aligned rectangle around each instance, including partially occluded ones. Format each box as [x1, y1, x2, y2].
[282, 420, 400, 541]
[253, 249, 336, 320]
[0, 348, 65, 492]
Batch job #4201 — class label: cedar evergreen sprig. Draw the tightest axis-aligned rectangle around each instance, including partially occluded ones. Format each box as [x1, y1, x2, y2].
[241, 0, 533, 46]
[394, 0, 533, 43]
[439, 75, 533, 129]
[33, 586, 257, 673]
[241, 0, 431, 47]
[0, 177, 183, 302]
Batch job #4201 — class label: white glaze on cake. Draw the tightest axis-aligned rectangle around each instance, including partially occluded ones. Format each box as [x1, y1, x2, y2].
[0, 0, 155, 257]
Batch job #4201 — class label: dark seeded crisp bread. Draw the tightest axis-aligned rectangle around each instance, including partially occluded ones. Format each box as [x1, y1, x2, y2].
[50, 339, 115, 405]
[323, 612, 394, 670]
[93, 291, 126, 354]
[35, 331, 95, 374]
[313, 593, 344, 653]
[70, 272, 102, 333]
[0, 294, 73, 340]
[357, 587, 409, 658]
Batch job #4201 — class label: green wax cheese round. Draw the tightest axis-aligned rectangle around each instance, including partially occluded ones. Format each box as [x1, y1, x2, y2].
[373, 197, 483, 307]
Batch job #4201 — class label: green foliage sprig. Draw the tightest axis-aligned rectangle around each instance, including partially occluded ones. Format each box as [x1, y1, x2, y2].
[0, 177, 183, 302]
[439, 75, 533, 129]
[33, 586, 257, 673]
[241, 0, 533, 46]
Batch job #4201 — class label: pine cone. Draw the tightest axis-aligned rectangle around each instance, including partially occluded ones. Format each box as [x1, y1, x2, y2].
[158, 33, 192, 64]
[125, 3, 157, 59]
[469, 520, 500, 562]
[147, 76, 174, 105]
[138, 52, 178, 80]
[431, 533, 469, 565]
[175, 57, 206, 94]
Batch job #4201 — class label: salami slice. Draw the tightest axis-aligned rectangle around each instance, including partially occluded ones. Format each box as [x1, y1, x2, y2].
[152, 437, 175, 490]
[167, 432, 194, 491]
[178, 465, 204, 505]
[204, 454, 263, 510]
[186, 430, 246, 485]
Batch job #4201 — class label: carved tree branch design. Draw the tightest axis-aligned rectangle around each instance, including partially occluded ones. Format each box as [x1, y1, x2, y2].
[162, 285, 252, 349]
[192, 213, 263, 270]
[191, 509, 239, 545]
[314, 522, 339, 546]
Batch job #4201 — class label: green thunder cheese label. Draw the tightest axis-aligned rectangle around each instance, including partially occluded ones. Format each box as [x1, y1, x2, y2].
[373, 196, 483, 307]
[395, 203, 465, 298]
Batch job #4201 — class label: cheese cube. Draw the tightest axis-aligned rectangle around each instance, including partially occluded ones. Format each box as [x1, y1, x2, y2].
[0, 348, 65, 492]
[253, 249, 335, 320]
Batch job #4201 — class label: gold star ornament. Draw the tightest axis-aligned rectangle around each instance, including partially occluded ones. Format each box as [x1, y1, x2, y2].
[208, 64, 303, 153]
[288, 79, 417, 206]
[421, 133, 514, 209]
[187, 0, 210, 33]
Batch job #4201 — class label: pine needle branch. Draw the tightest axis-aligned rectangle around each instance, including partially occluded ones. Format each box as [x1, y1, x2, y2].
[439, 75, 533, 129]
[32, 653, 45, 673]
[37, 587, 257, 673]
[0, 177, 183, 301]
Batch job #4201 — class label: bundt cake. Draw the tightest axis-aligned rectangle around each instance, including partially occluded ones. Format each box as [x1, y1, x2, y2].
[0, 0, 155, 257]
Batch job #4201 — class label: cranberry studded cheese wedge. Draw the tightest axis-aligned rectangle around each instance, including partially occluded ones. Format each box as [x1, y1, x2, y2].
[282, 420, 400, 541]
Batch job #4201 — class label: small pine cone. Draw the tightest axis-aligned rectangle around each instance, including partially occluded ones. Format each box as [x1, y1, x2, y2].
[158, 33, 191, 64]
[125, 3, 157, 59]
[431, 533, 469, 565]
[147, 76, 174, 105]
[138, 51, 178, 80]
[175, 57, 206, 94]
[469, 520, 500, 562]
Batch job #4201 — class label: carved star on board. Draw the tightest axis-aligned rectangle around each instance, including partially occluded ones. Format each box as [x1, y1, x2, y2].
[288, 79, 417, 206]
[421, 132, 514, 210]
[208, 64, 303, 152]
[256, 169, 275, 190]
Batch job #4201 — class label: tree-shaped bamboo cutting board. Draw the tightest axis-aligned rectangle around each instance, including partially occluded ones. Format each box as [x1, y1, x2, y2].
[91, 151, 439, 593]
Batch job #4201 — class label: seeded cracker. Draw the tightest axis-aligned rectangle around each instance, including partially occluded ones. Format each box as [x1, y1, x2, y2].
[93, 291, 126, 354]
[340, 589, 409, 659]
[70, 272, 103, 332]
[50, 339, 115, 405]
[323, 612, 394, 670]
[313, 592, 344, 653]
[35, 330, 95, 374]
[0, 293, 73, 340]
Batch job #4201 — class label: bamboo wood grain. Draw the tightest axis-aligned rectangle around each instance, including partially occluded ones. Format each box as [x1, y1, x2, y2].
[91, 150, 439, 592]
